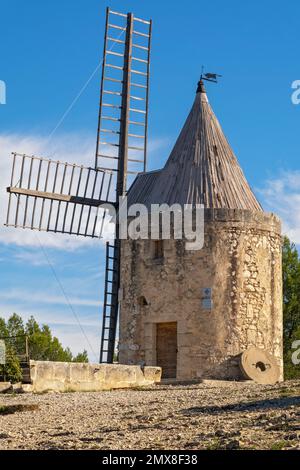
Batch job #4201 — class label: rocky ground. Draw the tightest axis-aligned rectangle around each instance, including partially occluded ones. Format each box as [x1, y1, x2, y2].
[0, 380, 300, 450]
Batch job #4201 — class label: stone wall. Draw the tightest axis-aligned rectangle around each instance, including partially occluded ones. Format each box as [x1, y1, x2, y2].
[119, 209, 283, 381]
[28, 361, 161, 393]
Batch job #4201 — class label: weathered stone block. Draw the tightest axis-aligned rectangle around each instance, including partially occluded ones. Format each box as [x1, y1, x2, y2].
[0, 382, 12, 393]
[143, 366, 161, 383]
[27, 361, 161, 393]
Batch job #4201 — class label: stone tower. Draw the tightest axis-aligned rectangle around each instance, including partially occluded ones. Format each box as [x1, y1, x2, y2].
[118, 81, 283, 381]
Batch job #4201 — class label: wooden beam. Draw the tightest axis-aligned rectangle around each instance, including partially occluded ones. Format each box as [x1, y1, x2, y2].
[6, 186, 115, 209]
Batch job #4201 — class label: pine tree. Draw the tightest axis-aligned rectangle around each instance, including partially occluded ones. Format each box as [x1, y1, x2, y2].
[0, 314, 89, 382]
[282, 236, 300, 379]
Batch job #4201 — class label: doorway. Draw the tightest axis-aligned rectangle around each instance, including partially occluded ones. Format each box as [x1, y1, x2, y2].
[156, 322, 177, 379]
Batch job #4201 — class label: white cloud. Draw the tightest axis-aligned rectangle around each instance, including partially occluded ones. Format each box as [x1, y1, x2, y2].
[0, 288, 102, 308]
[13, 249, 56, 267]
[258, 170, 300, 244]
[0, 304, 100, 328]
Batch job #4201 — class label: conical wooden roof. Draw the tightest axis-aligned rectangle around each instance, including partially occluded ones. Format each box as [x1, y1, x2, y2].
[128, 81, 262, 211]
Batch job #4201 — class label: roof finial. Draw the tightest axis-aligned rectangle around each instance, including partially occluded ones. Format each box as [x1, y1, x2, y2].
[197, 79, 206, 94]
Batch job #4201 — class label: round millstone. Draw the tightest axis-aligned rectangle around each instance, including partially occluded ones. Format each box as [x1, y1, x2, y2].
[240, 347, 280, 385]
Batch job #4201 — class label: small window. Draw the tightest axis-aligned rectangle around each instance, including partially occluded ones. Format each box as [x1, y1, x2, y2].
[153, 240, 164, 260]
[138, 296, 148, 307]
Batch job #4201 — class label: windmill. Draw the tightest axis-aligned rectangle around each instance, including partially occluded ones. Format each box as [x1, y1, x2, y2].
[5, 7, 152, 364]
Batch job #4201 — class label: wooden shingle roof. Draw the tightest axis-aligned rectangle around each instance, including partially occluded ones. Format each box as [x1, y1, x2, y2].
[128, 81, 262, 211]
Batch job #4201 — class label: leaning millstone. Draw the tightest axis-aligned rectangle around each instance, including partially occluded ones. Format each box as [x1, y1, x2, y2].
[239, 347, 280, 385]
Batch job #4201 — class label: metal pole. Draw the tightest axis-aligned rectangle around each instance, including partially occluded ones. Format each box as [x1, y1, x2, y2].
[25, 336, 29, 360]
[117, 12, 133, 197]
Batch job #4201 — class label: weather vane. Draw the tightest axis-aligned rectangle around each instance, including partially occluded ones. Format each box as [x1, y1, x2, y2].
[200, 66, 222, 83]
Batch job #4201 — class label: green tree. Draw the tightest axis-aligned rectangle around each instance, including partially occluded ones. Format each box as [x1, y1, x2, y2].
[282, 236, 300, 379]
[24, 317, 84, 362]
[0, 345, 22, 383]
[73, 350, 89, 363]
[6, 313, 25, 354]
[0, 318, 8, 338]
[0, 314, 89, 383]
[6, 313, 25, 337]
[0, 314, 23, 383]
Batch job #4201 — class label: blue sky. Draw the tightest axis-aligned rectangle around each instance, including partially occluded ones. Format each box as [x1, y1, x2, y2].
[0, 0, 300, 359]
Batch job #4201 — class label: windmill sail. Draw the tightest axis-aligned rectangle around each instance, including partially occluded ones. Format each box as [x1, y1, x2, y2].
[6, 153, 114, 238]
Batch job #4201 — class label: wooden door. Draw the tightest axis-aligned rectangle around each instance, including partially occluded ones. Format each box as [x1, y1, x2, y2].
[156, 322, 177, 379]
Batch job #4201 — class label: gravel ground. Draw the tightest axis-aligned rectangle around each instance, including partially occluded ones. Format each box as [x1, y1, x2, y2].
[0, 380, 300, 450]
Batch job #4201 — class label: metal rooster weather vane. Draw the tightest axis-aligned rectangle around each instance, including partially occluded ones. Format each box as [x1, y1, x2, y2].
[5, 7, 152, 364]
